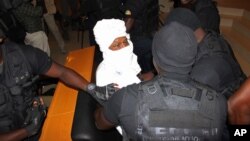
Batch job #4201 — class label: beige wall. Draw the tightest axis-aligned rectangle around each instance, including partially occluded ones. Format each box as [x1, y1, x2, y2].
[217, 0, 250, 11]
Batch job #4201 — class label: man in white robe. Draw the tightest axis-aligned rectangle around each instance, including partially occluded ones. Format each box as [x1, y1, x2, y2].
[93, 19, 141, 88]
[94, 19, 141, 136]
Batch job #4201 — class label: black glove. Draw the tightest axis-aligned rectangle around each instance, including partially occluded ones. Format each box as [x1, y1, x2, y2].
[86, 83, 117, 105]
[24, 97, 46, 136]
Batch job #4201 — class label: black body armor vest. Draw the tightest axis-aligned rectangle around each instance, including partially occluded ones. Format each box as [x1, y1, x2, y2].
[0, 42, 39, 132]
[135, 76, 228, 141]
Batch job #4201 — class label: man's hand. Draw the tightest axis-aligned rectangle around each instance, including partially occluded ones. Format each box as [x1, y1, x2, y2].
[23, 97, 46, 136]
[86, 83, 119, 105]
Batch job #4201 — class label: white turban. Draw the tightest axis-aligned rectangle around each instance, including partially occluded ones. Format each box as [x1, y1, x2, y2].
[93, 19, 128, 52]
[93, 19, 141, 88]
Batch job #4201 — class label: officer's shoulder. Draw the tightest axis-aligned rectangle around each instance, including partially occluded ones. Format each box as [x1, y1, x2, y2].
[4, 41, 26, 53]
[6, 42, 33, 53]
[18, 44, 37, 52]
[16, 43, 46, 56]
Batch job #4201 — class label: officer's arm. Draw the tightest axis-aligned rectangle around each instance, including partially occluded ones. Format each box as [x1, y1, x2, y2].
[44, 61, 90, 91]
[94, 107, 115, 130]
[44, 61, 118, 102]
[228, 77, 250, 124]
[0, 128, 29, 141]
[124, 17, 134, 33]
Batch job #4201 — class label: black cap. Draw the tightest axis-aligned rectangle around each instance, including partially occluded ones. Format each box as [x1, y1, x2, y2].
[152, 22, 197, 74]
[165, 8, 201, 31]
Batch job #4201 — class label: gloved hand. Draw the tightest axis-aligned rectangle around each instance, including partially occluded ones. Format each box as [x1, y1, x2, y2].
[86, 83, 118, 105]
[23, 97, 46, 136]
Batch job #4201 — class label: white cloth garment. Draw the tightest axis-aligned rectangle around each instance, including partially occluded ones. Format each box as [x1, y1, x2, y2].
[96, 40, 141, 88]
[94, 19, 141, 88]
[25, 31, 50, 56]
[94, 18, 141, 137]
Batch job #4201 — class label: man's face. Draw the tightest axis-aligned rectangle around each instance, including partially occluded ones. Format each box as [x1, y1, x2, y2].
[109, 36, 129, 51]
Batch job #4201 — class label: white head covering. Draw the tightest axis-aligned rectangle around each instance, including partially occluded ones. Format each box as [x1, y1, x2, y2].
[93, 19, 141, 88]
[94, 19, 128, 52]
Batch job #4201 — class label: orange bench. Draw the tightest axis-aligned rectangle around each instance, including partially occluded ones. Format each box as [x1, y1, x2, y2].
[39, 47, 95, 141]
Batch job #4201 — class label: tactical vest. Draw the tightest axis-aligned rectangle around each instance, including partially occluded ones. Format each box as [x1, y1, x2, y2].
[197, 31, 246, 98]
[135, 76, 227, 141]
[0, 83, 13, 132]
[0, 42, 39, 132]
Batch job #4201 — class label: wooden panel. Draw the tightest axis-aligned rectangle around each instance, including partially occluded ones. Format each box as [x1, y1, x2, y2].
[39, 46, 95, 141]
[217, 0, 250, 11]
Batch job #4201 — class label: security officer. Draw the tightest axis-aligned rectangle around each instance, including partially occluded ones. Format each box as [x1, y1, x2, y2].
[0, 28, 115, 141]
[165, 8, 246, 99]
[123, 0, 159, 81]
[94, 22, 229, 141]
[176, 0, 220, 33]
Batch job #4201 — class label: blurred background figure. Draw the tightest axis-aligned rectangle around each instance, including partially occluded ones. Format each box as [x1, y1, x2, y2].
[43, 0, 66, 54]
[59, 0, 78, 29]
[13, 0, 51, 56]
[123, 0, 159, 81]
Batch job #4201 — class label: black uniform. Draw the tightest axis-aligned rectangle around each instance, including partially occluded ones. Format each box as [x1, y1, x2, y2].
[191, 31, 246, 98]
[164, 8, 245, 99]
[102, 22, 229, 141]
[0, 42, 52, 133]
[103, 74, 228, 140]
